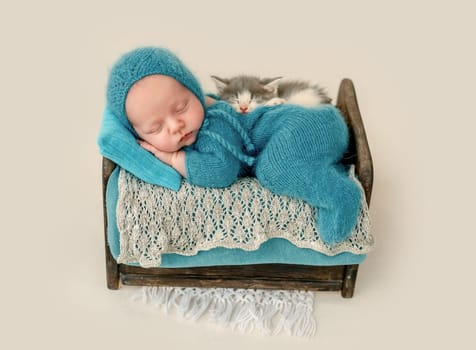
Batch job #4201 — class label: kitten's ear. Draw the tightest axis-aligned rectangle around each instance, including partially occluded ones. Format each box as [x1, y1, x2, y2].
[261, 77, 283, 93]
[210, 75, 229, 93]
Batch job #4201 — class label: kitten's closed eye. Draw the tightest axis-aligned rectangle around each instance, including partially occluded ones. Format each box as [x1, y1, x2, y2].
[211, 75, 281, 114]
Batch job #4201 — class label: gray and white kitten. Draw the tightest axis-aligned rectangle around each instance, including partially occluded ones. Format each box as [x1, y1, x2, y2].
[211, 75, 332, 114]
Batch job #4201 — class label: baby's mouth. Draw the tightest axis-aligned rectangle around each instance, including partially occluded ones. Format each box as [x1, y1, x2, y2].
[180, 131, 193, 142]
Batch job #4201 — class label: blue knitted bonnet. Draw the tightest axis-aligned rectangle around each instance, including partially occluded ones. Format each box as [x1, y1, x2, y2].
[106, 47, 206, 130]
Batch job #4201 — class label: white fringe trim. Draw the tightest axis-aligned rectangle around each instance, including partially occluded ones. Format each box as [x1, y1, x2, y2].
[131, 286, 317, 337]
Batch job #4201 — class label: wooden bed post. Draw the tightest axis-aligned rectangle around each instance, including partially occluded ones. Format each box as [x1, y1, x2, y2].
[102, 157, 120, 289]
[341, 264, 359, 298]
[337, 78, 372, 298]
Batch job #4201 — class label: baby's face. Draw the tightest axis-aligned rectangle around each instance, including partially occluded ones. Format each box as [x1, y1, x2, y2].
[125, 74, 204, 152]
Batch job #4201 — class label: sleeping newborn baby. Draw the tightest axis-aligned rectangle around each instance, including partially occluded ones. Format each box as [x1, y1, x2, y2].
[106, 47, 255, 188]
[104, 46, 362, 245]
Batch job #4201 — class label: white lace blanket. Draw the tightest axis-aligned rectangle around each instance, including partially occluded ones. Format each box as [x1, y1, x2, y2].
[116, 168, 374, 267]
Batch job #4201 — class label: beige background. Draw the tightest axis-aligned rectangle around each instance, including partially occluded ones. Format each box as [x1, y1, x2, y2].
[1, 0, 475, 348]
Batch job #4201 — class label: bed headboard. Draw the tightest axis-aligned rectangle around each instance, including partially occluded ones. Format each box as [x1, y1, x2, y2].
[336, 78, 373, 205]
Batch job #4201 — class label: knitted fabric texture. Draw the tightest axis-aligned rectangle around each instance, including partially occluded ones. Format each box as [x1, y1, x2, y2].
[116, 167, 374, 268]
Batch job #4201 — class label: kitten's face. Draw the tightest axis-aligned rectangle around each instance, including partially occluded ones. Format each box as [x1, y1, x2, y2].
[211, 75, 282, 114]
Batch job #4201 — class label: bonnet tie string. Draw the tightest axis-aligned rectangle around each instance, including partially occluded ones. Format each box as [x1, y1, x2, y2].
[207, 108, 255, 154]
[200, 130, 255, 166]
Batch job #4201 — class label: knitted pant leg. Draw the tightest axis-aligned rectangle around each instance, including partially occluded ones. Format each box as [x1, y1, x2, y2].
[255, 147, 362, 246]
[311, 165, 362, 245]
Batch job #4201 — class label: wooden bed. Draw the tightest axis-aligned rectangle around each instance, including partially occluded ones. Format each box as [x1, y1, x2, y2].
[101, 78, 373, 298]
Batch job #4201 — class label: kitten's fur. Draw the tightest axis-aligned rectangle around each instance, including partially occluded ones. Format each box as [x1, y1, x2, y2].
[211, 75, 331, 114]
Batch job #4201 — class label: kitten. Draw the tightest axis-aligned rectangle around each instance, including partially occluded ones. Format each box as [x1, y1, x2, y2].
[211, 75, 332, 114]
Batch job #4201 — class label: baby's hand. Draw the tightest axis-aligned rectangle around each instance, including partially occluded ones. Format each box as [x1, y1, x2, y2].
[138, 140, 186, 177]
[138, 140, 174, 165]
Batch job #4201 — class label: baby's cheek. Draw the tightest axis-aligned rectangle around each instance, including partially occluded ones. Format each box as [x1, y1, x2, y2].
[147, 138, 164, 151]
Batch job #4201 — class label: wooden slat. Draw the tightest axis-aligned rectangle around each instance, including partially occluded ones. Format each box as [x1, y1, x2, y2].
[120, 264, 345, 280]
[121, 274, 343, 291]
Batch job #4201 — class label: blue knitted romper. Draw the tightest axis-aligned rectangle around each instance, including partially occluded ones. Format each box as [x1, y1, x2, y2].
[235, 103, 363, 245]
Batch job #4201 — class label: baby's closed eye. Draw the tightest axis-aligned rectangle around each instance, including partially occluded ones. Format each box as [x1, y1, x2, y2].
[175, 101, 189, 113]
[145, 125, 162, 134]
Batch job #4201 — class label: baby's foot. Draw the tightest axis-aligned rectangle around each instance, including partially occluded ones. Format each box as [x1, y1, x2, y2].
[265, 97, 286, 106]
[318, 209, 351, 246]
[317, 185, 362, 246]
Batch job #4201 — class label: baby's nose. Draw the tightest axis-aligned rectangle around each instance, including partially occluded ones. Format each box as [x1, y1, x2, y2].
[169, 118, 185, 132]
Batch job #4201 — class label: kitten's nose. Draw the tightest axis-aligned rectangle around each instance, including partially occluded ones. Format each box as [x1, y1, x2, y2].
[239, 106, 248, 113]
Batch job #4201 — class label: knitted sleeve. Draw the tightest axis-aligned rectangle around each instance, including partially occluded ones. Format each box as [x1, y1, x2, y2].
[184, 116, 247, 188]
